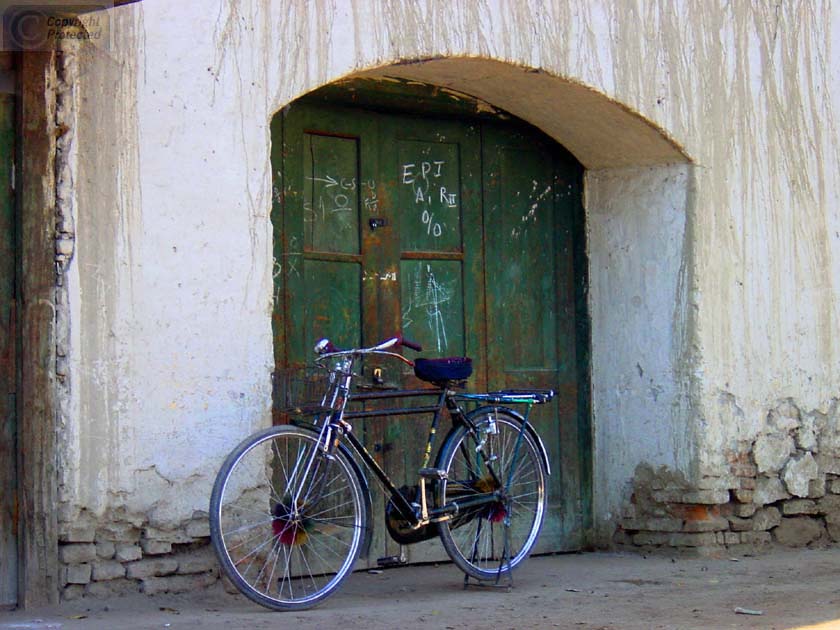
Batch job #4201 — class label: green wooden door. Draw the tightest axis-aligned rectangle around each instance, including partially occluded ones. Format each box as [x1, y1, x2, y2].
[0, 93, 17, 607]
[272, 95, 587, 564]
[483, 123, 585, 550]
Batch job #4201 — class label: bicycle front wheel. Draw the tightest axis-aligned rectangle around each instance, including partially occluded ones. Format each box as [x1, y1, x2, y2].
[210, 424, 366, 610]
[436, 408, 547, 581]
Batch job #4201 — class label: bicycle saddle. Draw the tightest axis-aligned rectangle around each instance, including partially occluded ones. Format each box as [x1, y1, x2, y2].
[413, 357, 472, 384]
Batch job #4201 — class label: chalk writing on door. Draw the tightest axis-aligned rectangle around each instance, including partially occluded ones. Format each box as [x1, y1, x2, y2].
[401, 159, 458, 240]
[402, 264, 452, 353]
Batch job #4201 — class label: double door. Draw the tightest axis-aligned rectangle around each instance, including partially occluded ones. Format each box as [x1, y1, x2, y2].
[272, 100, 586, 562]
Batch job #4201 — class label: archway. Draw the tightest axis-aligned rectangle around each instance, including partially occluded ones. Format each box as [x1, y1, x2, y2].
[270, 59, 692, 552]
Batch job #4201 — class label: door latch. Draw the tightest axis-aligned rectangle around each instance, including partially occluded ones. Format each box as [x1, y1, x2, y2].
[369, 217, 388, 230]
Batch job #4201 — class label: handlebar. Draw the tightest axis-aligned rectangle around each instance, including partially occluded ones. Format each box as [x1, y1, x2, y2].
[314, 335, 423, 356]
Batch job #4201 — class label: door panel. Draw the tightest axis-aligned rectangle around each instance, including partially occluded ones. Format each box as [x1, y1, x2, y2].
[0, 92, 17, 607]
[303, 134, 360, 255]
[399, 259, 465, 357]
[301, 260, 361, 352]
[483, 123, 584, 550]
[279, 106, 374, 367]
[397, 140, 462, 254]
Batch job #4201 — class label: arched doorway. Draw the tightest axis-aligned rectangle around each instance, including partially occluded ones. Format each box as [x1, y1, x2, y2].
[271, 77, 589, 564]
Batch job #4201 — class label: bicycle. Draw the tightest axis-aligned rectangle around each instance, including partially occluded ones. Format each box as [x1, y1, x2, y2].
[209, 335, 555, 610]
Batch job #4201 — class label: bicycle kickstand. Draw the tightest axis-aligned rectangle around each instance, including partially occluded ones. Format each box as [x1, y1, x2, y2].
[462, 504, 514, 591]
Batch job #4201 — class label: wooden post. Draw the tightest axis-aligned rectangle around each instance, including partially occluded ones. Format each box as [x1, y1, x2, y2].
[16, 49, 59, 607]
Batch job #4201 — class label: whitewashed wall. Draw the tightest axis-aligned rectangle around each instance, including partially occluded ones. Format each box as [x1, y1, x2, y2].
[58, 0, 840, 544]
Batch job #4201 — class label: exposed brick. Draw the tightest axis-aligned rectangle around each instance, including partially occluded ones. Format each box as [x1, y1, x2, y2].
[115, 543, 142, 562]
[59, 543, 97, 564]
[818, 455, 840, 476]
[817, 494, 840, 514]
[186, 519, 211, 539]
[783, 453, 819, 497]
[782, 499, 818, 515]
[60, 524, 96, 543]
[667, 504, 719, 521]
[125, 558, 178, 579]
[754, 477, 789, 505]
[732, 503, 758, 518]
[698, 475, 738, 491]
[726, 451, 751, 465]
[96, 523, 141, 544]
[668, 532, 718, 547]
[622, 517, 683, 532]
[726, 515, 753, 532]
[733, 489, 754, 503]
[739, 531, 772, 545]
[774, 517, 825, 546]
[176, 547, 217, 575]
[95, 541, 116, 559]
[92, 560, 126, 582]
[632, 532, 670, 546]
[752, 507, 782, 531]
[63, 563, 92, 585]
[86, 579, 141, 598]
[140, 572, 218, 596]
[140, 539, 173, 555]
[680, 490, 730, 505]
[732, 463, 757, 478]
[809, 476, 827, 499]
[682, 516, 729, 532]
[143, 527, 192, 544]
[722, 532, 741, 545]
[754, 434, 795, 474]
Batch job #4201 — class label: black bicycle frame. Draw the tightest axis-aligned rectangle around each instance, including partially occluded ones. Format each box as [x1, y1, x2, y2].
[332, 387, 499, 526]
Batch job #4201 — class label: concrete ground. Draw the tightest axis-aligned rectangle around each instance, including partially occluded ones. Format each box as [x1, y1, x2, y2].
[3, 548, 840, 630]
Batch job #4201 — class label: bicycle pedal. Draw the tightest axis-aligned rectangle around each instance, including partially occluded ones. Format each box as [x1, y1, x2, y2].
[418, 468, 447, 480]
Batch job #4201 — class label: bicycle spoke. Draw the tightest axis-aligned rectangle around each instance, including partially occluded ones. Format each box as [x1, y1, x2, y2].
[438, 412, 546, 580]
[211, 425, 365, 610]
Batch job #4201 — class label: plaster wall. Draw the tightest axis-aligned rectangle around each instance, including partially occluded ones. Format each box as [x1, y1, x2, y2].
[56, 0, 840, 547]
[587, 164, 693, 540]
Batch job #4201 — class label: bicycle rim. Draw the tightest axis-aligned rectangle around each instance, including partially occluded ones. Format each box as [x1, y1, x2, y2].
[437, 411, 547, 581]
[210, 425, 365, 610]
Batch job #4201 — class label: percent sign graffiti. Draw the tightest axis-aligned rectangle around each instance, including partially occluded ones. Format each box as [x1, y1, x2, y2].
[421, 209, 443, 237]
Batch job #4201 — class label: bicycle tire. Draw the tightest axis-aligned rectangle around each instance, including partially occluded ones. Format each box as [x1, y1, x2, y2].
[210, 424, 367, 610]
[436, 407, 547, 581]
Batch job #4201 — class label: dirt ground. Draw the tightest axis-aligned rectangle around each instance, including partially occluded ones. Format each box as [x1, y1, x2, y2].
[3, 548, 840, 630]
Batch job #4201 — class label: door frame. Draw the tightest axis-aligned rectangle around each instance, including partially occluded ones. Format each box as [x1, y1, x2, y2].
[11, 49, 60, 608]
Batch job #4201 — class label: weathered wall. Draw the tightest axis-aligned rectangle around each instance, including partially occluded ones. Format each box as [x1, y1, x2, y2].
[53, 0, 840, 597]
[587, 164, 694, 542]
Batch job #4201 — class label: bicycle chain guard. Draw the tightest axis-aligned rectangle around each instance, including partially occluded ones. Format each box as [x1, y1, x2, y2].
[384, 485, 439, 544]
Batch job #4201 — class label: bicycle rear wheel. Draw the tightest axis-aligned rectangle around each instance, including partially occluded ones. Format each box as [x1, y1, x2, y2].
[436, 408, 547, 581]
[210, 424, 366, 610]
